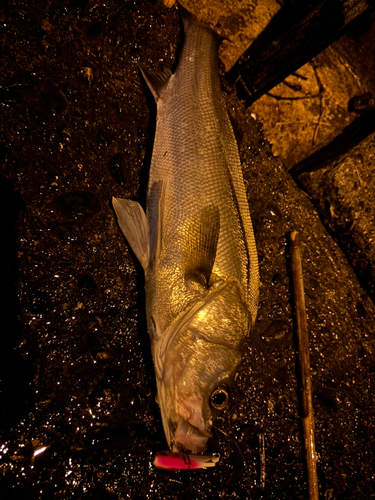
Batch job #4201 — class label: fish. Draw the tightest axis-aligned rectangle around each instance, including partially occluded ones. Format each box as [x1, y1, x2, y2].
[113, 8, 259, 456]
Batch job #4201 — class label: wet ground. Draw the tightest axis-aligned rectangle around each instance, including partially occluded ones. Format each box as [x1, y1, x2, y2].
[1, 1, 374, 499]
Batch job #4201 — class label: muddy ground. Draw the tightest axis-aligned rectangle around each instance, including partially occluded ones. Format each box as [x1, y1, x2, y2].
[1, 1, 374, 499]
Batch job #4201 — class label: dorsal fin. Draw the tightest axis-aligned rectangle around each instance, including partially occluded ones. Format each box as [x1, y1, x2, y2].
[183, 205, 220, 288]
[139, 65, 172, 102]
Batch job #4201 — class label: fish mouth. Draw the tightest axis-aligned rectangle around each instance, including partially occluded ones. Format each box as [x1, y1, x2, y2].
[172, 417, 211, 453]
[171, 395, 211, 453]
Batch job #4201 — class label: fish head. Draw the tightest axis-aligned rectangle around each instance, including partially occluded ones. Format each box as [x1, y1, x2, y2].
[154, 280, 251, 453]
[166, 347, 241, 454]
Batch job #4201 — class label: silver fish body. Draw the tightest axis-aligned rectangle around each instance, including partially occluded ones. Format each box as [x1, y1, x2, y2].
[113, 11, 259, 453]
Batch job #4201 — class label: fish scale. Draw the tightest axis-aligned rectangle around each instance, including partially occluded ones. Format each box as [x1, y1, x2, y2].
[113, 8, 259, 457]
[147, 19, 257, 326]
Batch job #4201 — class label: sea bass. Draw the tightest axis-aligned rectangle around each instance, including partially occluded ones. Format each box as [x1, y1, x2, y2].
[113, 10, 259, 455]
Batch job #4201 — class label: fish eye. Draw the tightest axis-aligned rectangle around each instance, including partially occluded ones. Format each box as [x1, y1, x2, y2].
[210, 386, 230, 411]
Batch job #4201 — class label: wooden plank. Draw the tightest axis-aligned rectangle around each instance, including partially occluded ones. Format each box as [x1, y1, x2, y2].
[229, 0, 375, 104]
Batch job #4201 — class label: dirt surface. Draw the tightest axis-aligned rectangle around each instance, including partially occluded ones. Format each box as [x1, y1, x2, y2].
[298, 130, 375, 305]
[1, 1, 374, 499]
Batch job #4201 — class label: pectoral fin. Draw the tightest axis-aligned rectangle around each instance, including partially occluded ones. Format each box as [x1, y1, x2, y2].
[112, 197, 149, 270]
[148, 180, 168, 263]
[184, 206, 220, 288]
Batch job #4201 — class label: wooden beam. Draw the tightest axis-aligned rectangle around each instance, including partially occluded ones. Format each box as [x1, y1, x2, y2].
[229, 0, 375, 104]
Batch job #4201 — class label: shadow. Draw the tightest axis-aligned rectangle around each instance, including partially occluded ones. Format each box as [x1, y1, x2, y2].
[132, 11, 188, 397]
[136, 7, 185, 204]
[0, 175, 33, 432]
[290, 110, 375, 175]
